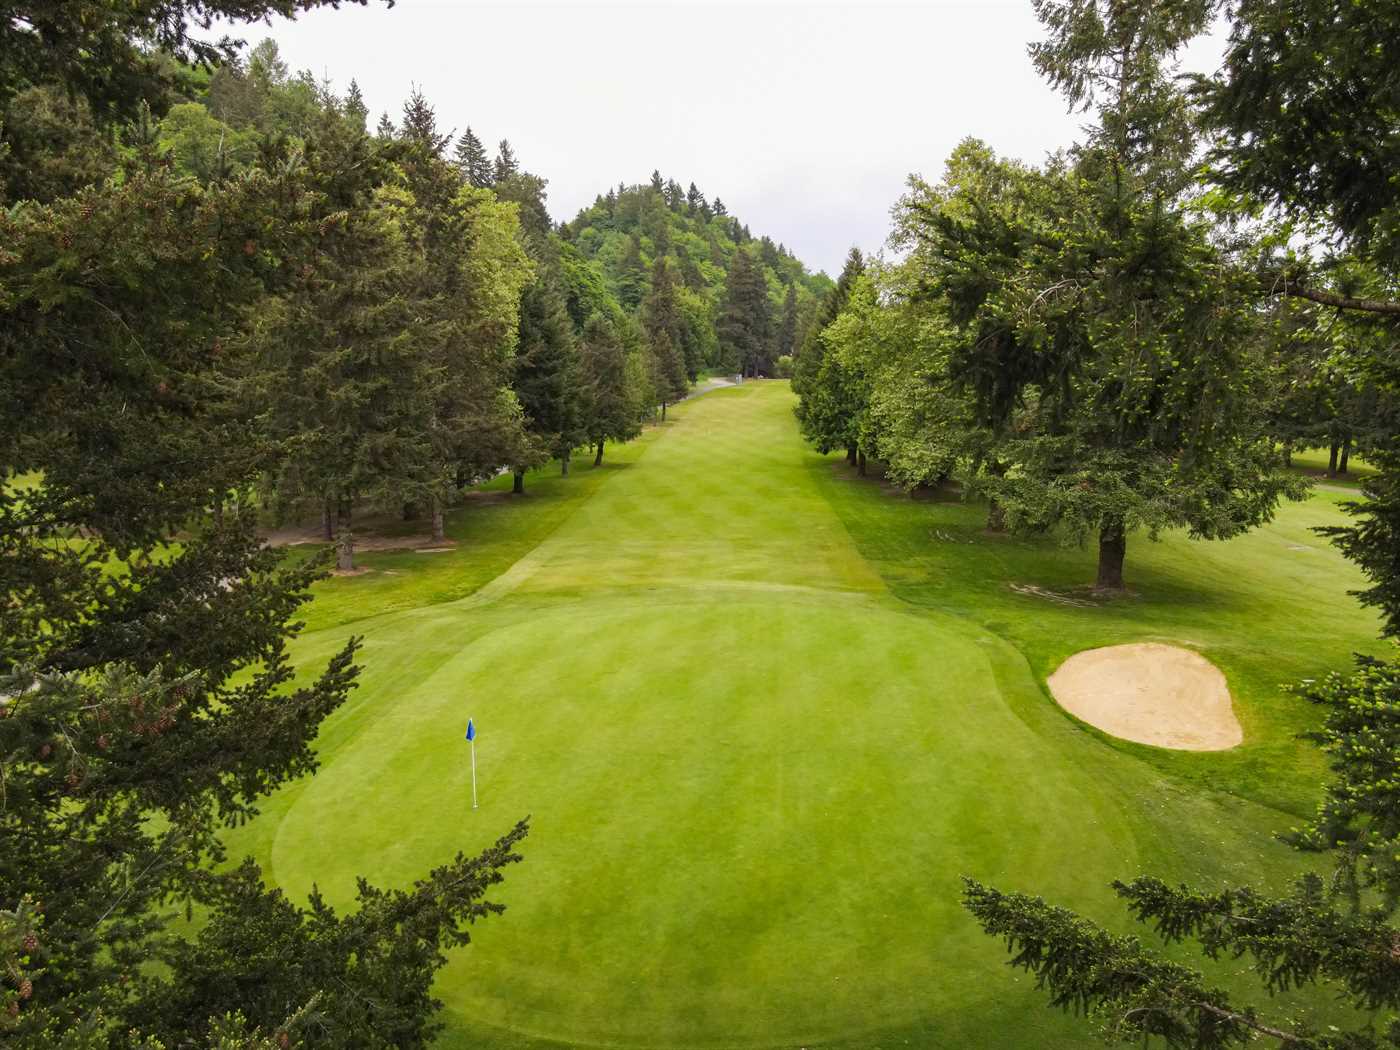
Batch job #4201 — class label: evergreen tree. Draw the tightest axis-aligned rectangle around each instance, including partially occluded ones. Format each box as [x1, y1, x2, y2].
[643, 257, 689, 417]
[918, 37, 1299, 589]
[399, 86, 450, 155]
[375, 110, 395, 139]
[511, 267, 581, 486]
[453, 125, 493, 188]
[649, 168, 663, 192]
[496, 172, 586, 486]
[647, 328, 688, 421]
[343, 77, 367, 131]
[713, 196, 727, 216]
[0, 33, 532, 1041]
[716, 247, 773, 377]
[256, 116, 441, 571]
[493, 138, 519, 182]
[1, 86, 118, 204]
[615, 233, 647, 310]
[642, 255, 684, 349]
[777, 283, 799, 361]
[759, 235, 781, 271]
[686, 181, 703, 213]
[664, 177, 684, 210]
[579, 312, 640, 465]
[396, 133, 534, 533]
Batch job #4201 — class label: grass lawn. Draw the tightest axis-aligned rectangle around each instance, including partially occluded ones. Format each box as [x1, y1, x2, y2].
[228, 382, 1386, 1048]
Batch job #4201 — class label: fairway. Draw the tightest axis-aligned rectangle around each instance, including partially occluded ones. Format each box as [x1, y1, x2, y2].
[230, 382, 1382, 1048]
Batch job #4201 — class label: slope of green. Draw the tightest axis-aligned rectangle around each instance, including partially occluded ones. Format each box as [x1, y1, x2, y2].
[231, 382, 1379, 1048]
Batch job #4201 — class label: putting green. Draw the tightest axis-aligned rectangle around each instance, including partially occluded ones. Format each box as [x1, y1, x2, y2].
[234, 382, 1362, 1048]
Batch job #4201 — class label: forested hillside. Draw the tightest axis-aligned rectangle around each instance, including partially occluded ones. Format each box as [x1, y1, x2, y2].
[561, 176, 833, 379]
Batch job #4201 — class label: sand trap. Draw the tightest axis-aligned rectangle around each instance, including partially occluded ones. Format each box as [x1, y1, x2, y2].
[1047, 643, 1242, 751]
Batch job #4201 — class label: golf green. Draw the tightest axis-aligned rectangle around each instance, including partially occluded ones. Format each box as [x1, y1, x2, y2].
[231, 382, 1383, 1048]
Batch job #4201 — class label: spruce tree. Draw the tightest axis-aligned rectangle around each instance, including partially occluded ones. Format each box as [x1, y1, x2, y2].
[777, 283, 799, 362]
[453, 125, 493, 188]
[496, 173, 586, 488]
[643, 257, 689, 417]
[396, 131, 534, 532]
[648, 328, 688, 420]
[615, 233, 647, 310]
[343, 77, 367, 131]
[664, 178, 684, 210]
[399, 86, 450, 155]
[256, 113, 442, 571]
[642, 255, 684, 348]
[493, 138, 519, 182]
[579, 312, 640, 465]
[716, 247, 773, 377]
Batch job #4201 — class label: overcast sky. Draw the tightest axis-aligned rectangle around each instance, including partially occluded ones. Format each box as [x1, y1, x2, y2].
[218, 1, 1226, 277]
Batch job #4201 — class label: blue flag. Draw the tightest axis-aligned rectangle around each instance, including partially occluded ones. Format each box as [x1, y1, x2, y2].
[465, 718, 476, 742]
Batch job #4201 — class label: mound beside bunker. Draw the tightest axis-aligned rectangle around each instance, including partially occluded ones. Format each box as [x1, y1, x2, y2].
[1047, 643, 1242, 750]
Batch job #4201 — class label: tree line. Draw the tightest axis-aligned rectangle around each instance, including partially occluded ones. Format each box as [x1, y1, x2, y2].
[792, 0, 1400, 1045]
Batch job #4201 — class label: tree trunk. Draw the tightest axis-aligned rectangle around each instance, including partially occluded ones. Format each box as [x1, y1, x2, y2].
[321, 501, 334, 542]
[401, 501, 419, 521]
[985, 500, 1007, 533]
[1096, 520, 1126, 591]
[1338, 437, 1351, 476]
[335, 526, 354, 573]
[561, 449, 571, 477]
[512, 470, 525, 494]
[594, 440, 605, 466]
[1328, 440, 1341, 476]
[661, 401, 667, 421]
[846, 445, 858, 465]
[984, 459, 1008, 532]
[430, 498, 445, 543]
[857, 450, 867, 476]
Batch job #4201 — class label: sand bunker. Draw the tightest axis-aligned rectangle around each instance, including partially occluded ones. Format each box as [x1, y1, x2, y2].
[1047, 643, 1242, 751]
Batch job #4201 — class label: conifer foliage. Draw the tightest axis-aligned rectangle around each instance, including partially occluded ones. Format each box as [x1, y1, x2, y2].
[0, 7, 537, 1047]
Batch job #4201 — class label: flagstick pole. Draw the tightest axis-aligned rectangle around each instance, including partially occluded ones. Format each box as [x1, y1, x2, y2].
[470, 738, 478, 809]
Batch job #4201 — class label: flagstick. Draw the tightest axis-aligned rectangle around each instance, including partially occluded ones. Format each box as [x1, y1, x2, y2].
[470, 737, 478, 809]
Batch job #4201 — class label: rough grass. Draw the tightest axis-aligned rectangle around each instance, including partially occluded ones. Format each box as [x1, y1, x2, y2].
[229, 382, 1384, 1048]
